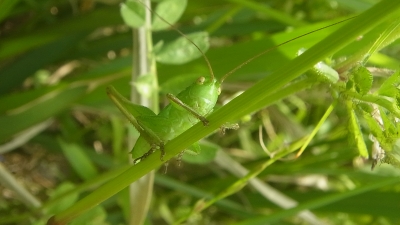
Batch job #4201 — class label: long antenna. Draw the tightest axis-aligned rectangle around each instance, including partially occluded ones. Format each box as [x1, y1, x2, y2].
[220, 16, 358, 83]
[137, 0, 215, 81]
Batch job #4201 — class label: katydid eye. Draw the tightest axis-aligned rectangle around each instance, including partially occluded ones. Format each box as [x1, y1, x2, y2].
[197, 76, 205, 85]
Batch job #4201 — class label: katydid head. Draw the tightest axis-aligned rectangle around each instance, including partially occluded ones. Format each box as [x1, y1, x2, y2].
[176, 75, 220, 117]
[196, 76, 221, 95]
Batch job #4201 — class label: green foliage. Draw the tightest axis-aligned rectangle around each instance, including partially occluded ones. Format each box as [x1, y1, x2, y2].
[182, 141, 218, 164]
[120, 0, 146, 28]
[45, 182, 78, 215]
[58, 139, 99, 180]
[154, 32, 210, 64]
[377, 71, 400, 97]
[352, 65, 373, 95]
[381, 152, 400, 169]
[151, 0, 187, 31]
[1, 0, 400, 225]
[298, 48, 339, 84]
[121, 0, 188, 30]
[347, 101, 369, 158]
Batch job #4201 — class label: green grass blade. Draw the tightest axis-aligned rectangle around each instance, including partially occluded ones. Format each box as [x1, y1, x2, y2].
[233, 177, 400, 225]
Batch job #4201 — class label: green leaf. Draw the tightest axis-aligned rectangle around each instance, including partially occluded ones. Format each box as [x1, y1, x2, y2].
[312, 61, 339, 84]
[379, 107, 396, 136]
[356, 102, 373, 114]
[185, 142, 201, 155]
[46, 182, 78, 215]
[70, 206, 109, 225]
[58, 139, 98, 180]
[183, 141, 218, 164]
[133, 74, 156, 98]
[298, 48, 339, 84]
[152, 0, 187, 31]
[120, 0, 145, 28]
[396, 93, 400, 112]
[348, 102, 369, 158]
[353, 65, 373, 95]
[377, 70, 400, 97]
[0, 34, 86, 94]
[382, 152, 400, 168]
[155, 32, 209, 64]
[0, 0, 21, 23]
[160, 73, 199, 94]
[362, 110, 383, 139]
[0, 85, 87, 143]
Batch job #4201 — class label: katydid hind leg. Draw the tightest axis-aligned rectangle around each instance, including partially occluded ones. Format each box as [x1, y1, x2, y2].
[107, 85, 156, 118]
[132, 143, 164, 165]
[107, 85, 166, 161]
[131, 137, 165, 164]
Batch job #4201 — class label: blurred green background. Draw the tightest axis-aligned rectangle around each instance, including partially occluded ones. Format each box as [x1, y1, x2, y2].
[1, 0, 400, 224]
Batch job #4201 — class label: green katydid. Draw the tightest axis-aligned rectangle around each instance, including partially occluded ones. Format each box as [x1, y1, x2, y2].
[107, 2, 356, 164]
[107, 74, 222, 164]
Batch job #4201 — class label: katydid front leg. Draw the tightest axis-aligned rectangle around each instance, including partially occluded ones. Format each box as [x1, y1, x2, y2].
[166, 93, 209, 126]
